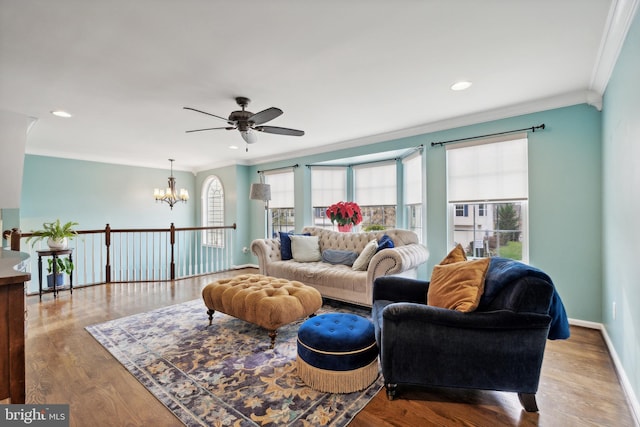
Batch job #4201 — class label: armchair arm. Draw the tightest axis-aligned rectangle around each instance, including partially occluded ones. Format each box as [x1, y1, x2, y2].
[382, 302, 552, 331]
[250, 238, 281, 274]
[367, 244, 429, 284]
[373, 276, 430, 304]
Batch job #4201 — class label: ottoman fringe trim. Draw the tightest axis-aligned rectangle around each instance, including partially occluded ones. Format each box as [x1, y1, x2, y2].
[296, 357, 379, 393]
[297, 338, 377, 355]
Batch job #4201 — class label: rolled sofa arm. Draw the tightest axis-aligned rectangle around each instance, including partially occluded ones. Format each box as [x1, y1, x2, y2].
[367, 244, 430, 284]
[250, 238, 282, 274]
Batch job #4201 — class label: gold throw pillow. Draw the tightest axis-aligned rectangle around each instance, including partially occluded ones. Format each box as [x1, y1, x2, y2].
[427, 258, 490, 312]
[439, 243, 467, 265]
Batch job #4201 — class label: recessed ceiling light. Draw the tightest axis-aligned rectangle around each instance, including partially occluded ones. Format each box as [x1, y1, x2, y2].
[229, 145, 239, 150]
[51, 110, 72, 118]
[450, 81, 472, 91]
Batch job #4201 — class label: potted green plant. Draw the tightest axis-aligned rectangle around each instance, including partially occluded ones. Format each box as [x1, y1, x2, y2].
[46, 257, 74, 288]
[25, 219, 79, 249]
[363, 224, 386, 232]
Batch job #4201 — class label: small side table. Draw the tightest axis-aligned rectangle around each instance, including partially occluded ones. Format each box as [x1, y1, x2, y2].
[36, 249, 73, 300]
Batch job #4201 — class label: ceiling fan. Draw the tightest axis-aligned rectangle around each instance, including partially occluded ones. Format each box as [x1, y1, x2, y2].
[184, 97, 305, 148]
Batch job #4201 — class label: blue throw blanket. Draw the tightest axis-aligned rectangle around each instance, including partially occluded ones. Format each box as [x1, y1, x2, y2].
[481, 258, 570, 340]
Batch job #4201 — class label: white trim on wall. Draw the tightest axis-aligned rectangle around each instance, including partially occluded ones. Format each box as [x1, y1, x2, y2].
[569, 318, 640, 425]
[601, 325, 640, 426]
[590, 0, 640, 94]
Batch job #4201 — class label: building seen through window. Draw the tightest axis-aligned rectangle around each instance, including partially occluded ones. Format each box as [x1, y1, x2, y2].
[447, 136, 529, 262]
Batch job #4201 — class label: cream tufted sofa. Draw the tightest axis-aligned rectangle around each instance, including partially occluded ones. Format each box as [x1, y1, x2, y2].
[250, 226, 429, 307]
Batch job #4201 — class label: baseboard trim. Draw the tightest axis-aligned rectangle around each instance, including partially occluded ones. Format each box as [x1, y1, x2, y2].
[569, 318, 640, 426]
[600, 325, 640, 426]
[568, 317, 602, 329]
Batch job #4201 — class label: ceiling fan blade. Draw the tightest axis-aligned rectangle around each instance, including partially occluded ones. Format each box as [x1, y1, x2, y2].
[249, 107, 283, 125]
[186, 126, 235, 133]
[255, 126, 305, 136]
[183, 107, 235, 125]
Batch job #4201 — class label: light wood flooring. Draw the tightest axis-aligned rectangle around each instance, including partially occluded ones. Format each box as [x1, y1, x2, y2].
[24, 269, 636, 426]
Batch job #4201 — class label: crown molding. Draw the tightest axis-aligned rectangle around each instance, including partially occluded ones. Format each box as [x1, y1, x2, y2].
[244, 89, 603, 168]
[590, 0, 640, 94]
[26, 88, 605, 174]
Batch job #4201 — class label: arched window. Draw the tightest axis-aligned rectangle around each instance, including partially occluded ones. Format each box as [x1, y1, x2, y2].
[202, 175, 224, 247]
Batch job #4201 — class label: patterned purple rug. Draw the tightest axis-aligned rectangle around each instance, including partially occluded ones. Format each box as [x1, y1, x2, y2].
[86, 299, 383, 426]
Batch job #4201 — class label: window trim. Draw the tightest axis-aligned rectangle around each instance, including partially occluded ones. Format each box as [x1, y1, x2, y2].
[201, 175, 225, 247]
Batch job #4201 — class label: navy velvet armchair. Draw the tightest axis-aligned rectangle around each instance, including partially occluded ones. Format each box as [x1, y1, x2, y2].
[372, 258, 569, 412]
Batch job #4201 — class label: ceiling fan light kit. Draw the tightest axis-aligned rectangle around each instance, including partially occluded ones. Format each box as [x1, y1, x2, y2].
[184, 97, 304, 150]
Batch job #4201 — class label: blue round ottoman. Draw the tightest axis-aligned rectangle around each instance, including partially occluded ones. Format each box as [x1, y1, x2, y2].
[296, 313, 378, 393]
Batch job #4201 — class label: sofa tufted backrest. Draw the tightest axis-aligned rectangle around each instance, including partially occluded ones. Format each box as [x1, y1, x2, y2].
[301, 226, 419, 254]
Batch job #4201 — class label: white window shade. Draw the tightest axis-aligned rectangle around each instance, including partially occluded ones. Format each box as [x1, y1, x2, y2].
[265, 170, 294, 208]
[403, 152, 422, 205]
[354, 162, 397, 205]
[447, 137, 528, 203]
[311, 167, 346, 207]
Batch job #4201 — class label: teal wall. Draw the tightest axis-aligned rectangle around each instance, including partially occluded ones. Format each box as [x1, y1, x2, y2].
[422, 105, 603, 323]
[20, 155, 196, 232]
[229, 104, 603, 323]
[602, 9, 640, 412]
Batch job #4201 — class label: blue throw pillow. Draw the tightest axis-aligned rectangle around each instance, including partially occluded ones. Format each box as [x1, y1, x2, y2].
[279, 232, 310, 260]
[322, 249, 359, 266]
[376, 234, 395, 252]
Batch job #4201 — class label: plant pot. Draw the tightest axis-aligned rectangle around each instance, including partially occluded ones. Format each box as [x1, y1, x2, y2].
[47, 237, 68, 250]
[337, 224, 353, 232]
[46, 273, 64, 288]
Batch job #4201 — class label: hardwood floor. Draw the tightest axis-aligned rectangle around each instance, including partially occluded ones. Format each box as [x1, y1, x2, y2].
[24, 269, 636, 426]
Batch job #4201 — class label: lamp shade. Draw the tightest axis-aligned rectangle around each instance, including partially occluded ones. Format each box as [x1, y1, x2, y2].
[250, 183, 271, 201]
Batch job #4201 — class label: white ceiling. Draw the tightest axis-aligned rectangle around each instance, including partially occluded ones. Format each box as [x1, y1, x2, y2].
[0, 0, 635, 173]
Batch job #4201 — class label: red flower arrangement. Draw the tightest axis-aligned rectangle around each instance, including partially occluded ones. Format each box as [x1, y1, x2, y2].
[326, 201, 363, 226]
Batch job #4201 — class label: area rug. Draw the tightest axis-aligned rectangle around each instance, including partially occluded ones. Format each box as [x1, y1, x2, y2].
[86, 298, 383, 426]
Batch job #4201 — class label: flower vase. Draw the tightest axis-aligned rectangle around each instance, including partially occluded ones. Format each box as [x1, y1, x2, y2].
[337, 224, 353, 232]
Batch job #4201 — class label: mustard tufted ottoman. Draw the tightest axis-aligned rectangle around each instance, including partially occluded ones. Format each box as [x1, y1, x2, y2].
[202, 274, 323, 348]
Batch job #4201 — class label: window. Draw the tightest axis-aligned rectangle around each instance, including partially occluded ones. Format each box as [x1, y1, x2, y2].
[446, 136, 528, 261]
[455, 204, 468, 217]
[201, 175, 224, 247]
[265, 170, 295, 237]
[311, 167, 347, 229]
[403, 152, 423, 241]
[354, 162, 397, 229]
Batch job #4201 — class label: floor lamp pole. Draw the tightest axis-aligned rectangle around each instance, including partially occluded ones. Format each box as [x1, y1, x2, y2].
[263, 201, 269, 239]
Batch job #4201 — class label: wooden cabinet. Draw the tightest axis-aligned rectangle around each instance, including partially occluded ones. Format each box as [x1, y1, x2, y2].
[0, 249, 30, 404]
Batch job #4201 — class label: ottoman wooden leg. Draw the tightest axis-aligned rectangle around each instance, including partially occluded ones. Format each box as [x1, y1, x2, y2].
[268, 330, 277, 349]
[207, 309, 215, 326]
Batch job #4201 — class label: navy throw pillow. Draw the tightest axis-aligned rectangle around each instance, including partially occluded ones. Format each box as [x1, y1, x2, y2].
[279, 232, 311, 260]
[377, 234, 395, 252]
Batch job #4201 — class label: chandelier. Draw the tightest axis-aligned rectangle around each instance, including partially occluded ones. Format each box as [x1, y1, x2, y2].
[153, 159, 189, 209]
